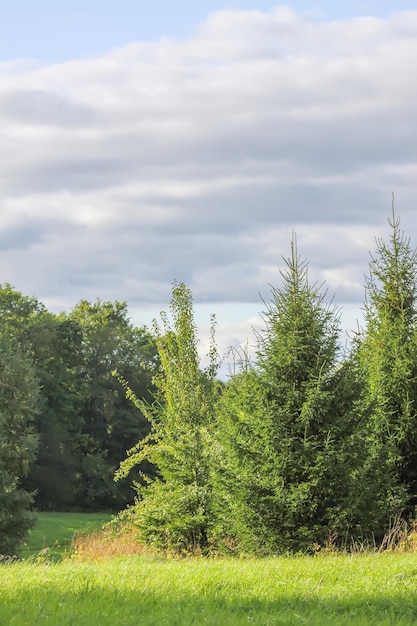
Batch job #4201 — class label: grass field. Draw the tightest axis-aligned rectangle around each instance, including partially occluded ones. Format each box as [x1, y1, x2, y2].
[20, 512, 112, 560]
[4, 514, 417, 624]
[1, 552, 417, 625]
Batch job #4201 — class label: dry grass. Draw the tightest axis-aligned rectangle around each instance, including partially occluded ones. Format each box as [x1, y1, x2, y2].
[70, 522, 148, 561]
[311, 516, 417, 557]
[70, 516, 417, 563]
[381, 516, 417, 553]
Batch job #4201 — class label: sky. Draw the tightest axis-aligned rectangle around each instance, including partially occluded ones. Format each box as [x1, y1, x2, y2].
[1, 1, 417, 372]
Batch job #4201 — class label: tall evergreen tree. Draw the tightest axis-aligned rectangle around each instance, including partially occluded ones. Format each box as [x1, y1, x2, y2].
[116, 281, 219, 553]
[359, 204, 417, 514]
[216, 237, 383, 554]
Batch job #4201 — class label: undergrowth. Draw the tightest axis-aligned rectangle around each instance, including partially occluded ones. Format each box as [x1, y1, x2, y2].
[67, 513, 417, 562]
[70, 522, 148, 561]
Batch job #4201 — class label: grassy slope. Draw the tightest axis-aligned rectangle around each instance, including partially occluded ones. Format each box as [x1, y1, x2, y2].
[1, 553, 417, 625]
[21, 512, 112, 560]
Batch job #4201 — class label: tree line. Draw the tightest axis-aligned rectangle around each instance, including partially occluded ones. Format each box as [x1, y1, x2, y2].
[117, 208, 417, 555]
[0, 292, 159, 554]
[2, 207, 417, 556]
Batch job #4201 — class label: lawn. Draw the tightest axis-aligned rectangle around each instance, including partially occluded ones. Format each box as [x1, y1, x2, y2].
[1, 552, 417, 625]
[20, 512, 112, 560]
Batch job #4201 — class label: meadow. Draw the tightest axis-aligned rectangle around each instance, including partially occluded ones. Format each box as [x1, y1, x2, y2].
[20, 512, 112, 560]
[0, 555, 417, 626]
[2, 542, 417, 624]
[0, 513, 416, 625]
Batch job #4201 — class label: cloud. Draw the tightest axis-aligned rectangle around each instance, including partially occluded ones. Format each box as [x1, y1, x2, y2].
[0, 89, 96, 127]
[0, 6, 416, 353]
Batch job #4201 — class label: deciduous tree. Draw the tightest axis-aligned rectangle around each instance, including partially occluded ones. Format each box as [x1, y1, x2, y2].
[0, 334, 40, 555]
[116, 281, 219, 553]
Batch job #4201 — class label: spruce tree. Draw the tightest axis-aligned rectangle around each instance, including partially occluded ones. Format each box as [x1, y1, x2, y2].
[216, 236, 382, 554]
[359, 204, 417, 514]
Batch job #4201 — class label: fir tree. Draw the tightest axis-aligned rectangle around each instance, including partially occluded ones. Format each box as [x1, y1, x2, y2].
[359, 203, 417, 514]
[217, 236, 382, 553]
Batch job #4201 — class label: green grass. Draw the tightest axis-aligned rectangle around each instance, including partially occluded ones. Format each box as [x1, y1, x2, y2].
[2, 553, 417, 625]
[20, 512, 112, 560]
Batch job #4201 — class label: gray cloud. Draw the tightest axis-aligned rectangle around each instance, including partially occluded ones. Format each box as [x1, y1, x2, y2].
[0, 7, 416, 351]
[0, 89, 96, 127]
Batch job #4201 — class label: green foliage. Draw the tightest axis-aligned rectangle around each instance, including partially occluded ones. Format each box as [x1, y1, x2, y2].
[0, 285, 158, 513]
[359, 204, 417, 514]
[0, 285, 84, 511]
[0, 332, 40, 555]
[216, 237, 382, 553]
[116, 281, 219, 553]
[67, 299, 159, 510]
[3, 204, 417, 556]
[23, 314, 86, 510]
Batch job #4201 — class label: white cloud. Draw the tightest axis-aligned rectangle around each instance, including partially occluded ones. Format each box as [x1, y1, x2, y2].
[0, 7, 416, 354]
